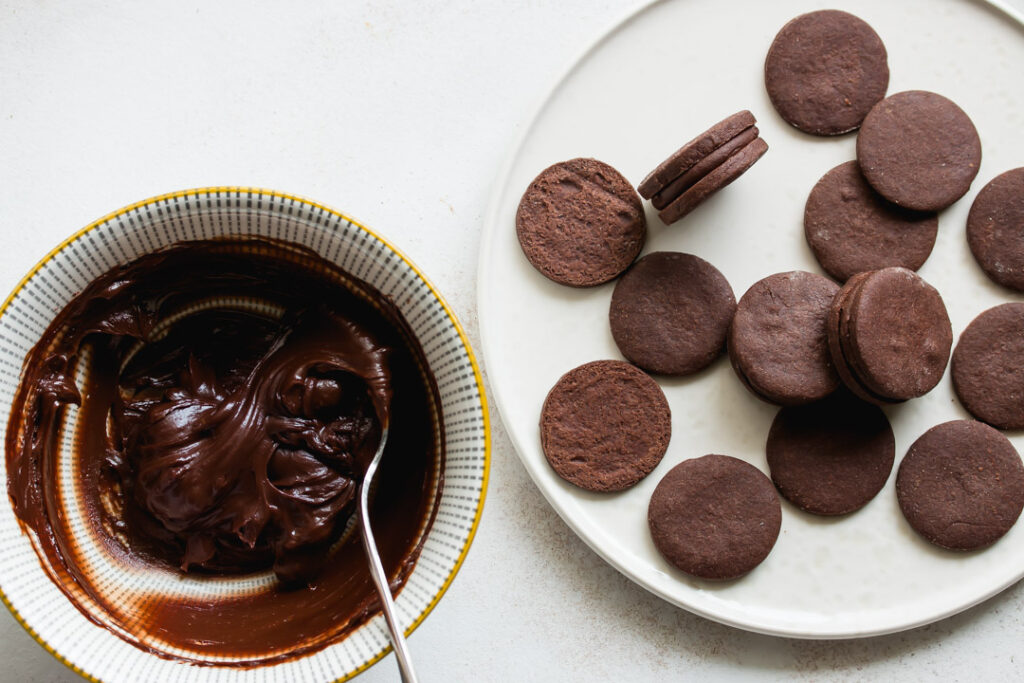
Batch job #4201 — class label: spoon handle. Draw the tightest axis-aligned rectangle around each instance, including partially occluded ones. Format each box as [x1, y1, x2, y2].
[359, 426, 419, 683]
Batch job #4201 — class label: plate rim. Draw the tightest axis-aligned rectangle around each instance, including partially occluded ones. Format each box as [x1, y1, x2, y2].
[477, 0, 1024, 640]
[0, 186, 492, 681]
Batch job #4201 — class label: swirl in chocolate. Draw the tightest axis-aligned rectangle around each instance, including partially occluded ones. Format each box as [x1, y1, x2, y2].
[6, 239, 442, 664]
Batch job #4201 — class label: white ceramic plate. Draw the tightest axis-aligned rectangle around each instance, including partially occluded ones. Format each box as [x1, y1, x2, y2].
[479, 0, 1024, 638]
[0, 188, 490, 681]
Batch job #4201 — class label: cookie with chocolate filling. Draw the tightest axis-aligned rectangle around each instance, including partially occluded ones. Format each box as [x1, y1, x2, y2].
[826, 267, 952, 404]
[637, 112, 768, 225]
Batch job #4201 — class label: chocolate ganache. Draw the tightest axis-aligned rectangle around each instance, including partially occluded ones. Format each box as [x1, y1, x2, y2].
[6, 239, 442, 663]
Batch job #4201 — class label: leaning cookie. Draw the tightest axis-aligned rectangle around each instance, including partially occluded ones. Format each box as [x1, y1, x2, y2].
[540, 360, 671, 492]
[517, 158, 646, 287]
[728, 271, 840, 405]
[648, 455, 781, 580]
[637, 111, 768, 225]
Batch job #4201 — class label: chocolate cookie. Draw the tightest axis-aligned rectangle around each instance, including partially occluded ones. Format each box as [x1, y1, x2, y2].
[897, 420, 1024, 550]
[516, 158, 646, 287]
[952, 303, 1024, 430]
[967, 168, 1024, 292]
[638, 111, 756, 198]
[765, 10, 889, 136]
[637, 112, 768, 225]
[652, 127, 760, 210]
[648, 455, 781, 580]
[857, 91, 982, 211]
[540, 360, 671, 492]
[804, 161, 939, 281]
[610, 252, 736, 375]
[728, 271, 840, 405]
[766, 393, 895, 515]
[825, 271, 894, 405]
[657, 138, 769, 225]
[827, 267, 952, 404]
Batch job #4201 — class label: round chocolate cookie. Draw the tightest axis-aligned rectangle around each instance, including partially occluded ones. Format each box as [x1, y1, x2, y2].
[857, 91, 982, 211]
[952, 303, 1024, 430]
[540, 360, 671, 492]
[827, 267, 952, 404]
[967, 168, 1024, 292]
[516, 158, 646, 287]
[648, 455, 782, 580]
[765, 10, 889, 136]
[658, 137, 769, 225]
[766, 393, 895, 515]
[804, 161, 939, 281]
[728, 271, 840, 405]
[610, 252, 736, 376]
[638, 111, 756, 199]
[897, 420, 1024, 551]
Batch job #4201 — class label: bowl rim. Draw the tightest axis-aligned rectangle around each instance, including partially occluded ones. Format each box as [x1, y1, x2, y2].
[0, 186, 491, 683]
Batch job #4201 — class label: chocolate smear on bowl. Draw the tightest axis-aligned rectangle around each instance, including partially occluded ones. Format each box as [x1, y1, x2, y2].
[6, 238, 443, 665]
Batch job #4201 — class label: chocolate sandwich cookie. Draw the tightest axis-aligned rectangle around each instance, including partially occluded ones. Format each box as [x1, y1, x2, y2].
[540, 360, 671, 492]
[967, 168, 1024, 292]
[728, 271, 840, 405]
[637, 112, 768, 225]
[857, 91, 982, 211]
[638, 111, 755, 198]
[651, 127, 760, 211]
[952, 303, 1024, 430]
[827, 267, 952, 404]
[765, 10, 889, 136]
[610, 252, 736, 376]
[658, 138, 769, 225]
[897, 420, 1024, 551]
[516, 158, 646, 287]
[766, 393, 895, 515]
[825, 271, 892, 404]
[804, 161, 939, 282]
[648, 455, 781, 580]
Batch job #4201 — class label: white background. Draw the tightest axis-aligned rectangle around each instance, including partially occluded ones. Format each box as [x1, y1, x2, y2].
[2, 1, 1023, 681]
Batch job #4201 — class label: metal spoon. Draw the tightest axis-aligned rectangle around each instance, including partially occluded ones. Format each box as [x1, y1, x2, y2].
[358, 425, 419, 683]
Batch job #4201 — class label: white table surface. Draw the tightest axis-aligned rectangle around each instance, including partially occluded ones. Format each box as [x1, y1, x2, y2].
[2, 1, 1023, 681]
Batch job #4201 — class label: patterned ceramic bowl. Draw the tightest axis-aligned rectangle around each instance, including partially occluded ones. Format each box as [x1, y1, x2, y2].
[0, 188, 489, 682]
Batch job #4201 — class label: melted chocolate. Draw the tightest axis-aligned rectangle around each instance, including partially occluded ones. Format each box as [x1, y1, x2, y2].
[6, 239, 442, 664]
